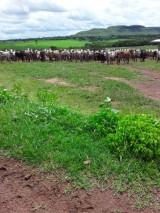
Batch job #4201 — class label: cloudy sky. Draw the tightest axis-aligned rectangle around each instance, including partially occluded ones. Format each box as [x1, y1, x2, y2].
[1, 0, 160, 40]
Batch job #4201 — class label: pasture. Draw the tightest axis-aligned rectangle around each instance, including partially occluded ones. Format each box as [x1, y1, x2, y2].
[0, 60, 160, 210]
[0, 60, 160, 115]
[0, 39, 89, 50]
[0, 38, 157, 51]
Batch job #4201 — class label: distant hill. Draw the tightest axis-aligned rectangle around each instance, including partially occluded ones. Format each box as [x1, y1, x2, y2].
[72, 25, 160, 38]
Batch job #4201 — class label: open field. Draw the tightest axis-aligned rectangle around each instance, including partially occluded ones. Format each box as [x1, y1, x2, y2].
[0, 60, 160, 212]
[0, 38, 157, 51]
[0, 39, 90, 50]
[0, 60, 160, 115]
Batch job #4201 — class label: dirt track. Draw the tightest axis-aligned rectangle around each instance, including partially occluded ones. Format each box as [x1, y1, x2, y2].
[105, 66, 160, 102]
[0, 157, 159, 213]
[128, 67, 160, 101]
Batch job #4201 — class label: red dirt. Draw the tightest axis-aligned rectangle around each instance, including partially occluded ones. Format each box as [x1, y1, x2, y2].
[129, 67, 160, 101]
[105, 67, 160, 101]
[0, 157, 159, 213]
[44, 78, 73, 86]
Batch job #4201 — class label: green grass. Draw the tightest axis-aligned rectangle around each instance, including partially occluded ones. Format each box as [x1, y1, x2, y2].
[130, 60, 160, 72]
[0, 38, 157, 51]
[0, 61, 160, 116]
[0, 61, 160, 210]
[0, 39, 90, 50]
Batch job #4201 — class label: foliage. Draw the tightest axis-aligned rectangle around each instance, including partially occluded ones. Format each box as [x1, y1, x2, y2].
[84, 39, 155, 50]
[108, 114, 160, 161]
[86, 97, 119, 137]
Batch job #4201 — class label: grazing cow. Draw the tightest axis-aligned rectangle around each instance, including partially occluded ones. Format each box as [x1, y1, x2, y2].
[153, 50, 158, 60]
[105, 51, 116, 64]
[23, 49, 32, 62]
[156, 51, 160, 62]
[116, 51, 131, 64]
[40, 50, 46, 62]
[82, 50, 90, 62]
[32, 50, 38, 61]
[71, 50, 83, 62]
[140, 50, 147, 62]
[99, 50, 106, 63]
[94, 50, 101, 62]
[0, 50, 12, 62]
[61, 49, 70, 61]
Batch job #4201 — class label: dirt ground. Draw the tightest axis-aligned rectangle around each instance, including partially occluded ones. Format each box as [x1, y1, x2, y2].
[0, 157, 159, 213]
[128, 66, 160, 101]
[105, 66, 160, 102]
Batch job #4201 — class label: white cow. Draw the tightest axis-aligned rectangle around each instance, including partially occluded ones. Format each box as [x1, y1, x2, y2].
[0, 50, 12, 62]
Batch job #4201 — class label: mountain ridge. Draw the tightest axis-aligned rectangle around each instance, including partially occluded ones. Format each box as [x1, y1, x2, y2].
[72, 25, 160, 38]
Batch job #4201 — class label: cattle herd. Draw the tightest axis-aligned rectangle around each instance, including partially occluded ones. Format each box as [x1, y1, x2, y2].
[0, 48, 160, 64]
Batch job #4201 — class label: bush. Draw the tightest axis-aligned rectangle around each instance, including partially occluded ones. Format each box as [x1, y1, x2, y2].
[108, 114, 160, 161]
[86, 97, 119, 137]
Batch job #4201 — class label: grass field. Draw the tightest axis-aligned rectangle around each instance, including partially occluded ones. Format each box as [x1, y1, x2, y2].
[0, 38, 157, 51]
[0, 60, 160, 210]
[0, 60, 160, 115]
[0, 39, 90, 50]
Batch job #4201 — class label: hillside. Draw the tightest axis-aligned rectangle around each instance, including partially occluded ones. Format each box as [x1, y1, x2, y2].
[72, 25, 160, 38]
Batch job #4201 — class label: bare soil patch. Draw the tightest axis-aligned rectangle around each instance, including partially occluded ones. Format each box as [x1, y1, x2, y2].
[42, 78, 99, 92]
[44, 78, 73, 87]
[105, 67, 160, 101]
[0, 157, 159, 213]
[105, 77, 129, 83]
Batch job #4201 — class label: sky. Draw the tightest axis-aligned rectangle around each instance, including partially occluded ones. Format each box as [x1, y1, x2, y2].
[1, 0, 160, 40]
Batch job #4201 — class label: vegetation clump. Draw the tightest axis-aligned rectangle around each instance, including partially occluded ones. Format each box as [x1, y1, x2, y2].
[86, 97, 160, 162]
[108, 114, 160, 161]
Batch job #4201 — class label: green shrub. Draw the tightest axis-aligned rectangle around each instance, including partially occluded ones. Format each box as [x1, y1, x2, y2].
[108, 114, 160, 161]
[86, 97, 119, 137]
[86, 109, 119, 137]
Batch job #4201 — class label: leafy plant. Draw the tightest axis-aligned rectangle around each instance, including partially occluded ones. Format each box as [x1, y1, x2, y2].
[86, 97, 119, 137]
[108, 114, 160, 161]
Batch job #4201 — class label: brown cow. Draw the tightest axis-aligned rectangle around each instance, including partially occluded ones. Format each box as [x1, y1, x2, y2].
[117, 51, 131, 65]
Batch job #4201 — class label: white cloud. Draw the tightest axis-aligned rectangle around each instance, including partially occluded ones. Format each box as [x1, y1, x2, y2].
[0, 0, 160, 40]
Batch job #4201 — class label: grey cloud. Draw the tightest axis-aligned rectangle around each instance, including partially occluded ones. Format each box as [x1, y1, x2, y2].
[30, 3, 66, 13]
[68, 9, 95, 22]
[2, 1, 66, 19]
[68, 14, 93, 21]
[2, 5, 29, 16]
[24, 0, 67, 13]
[2, 29, 24, 35]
